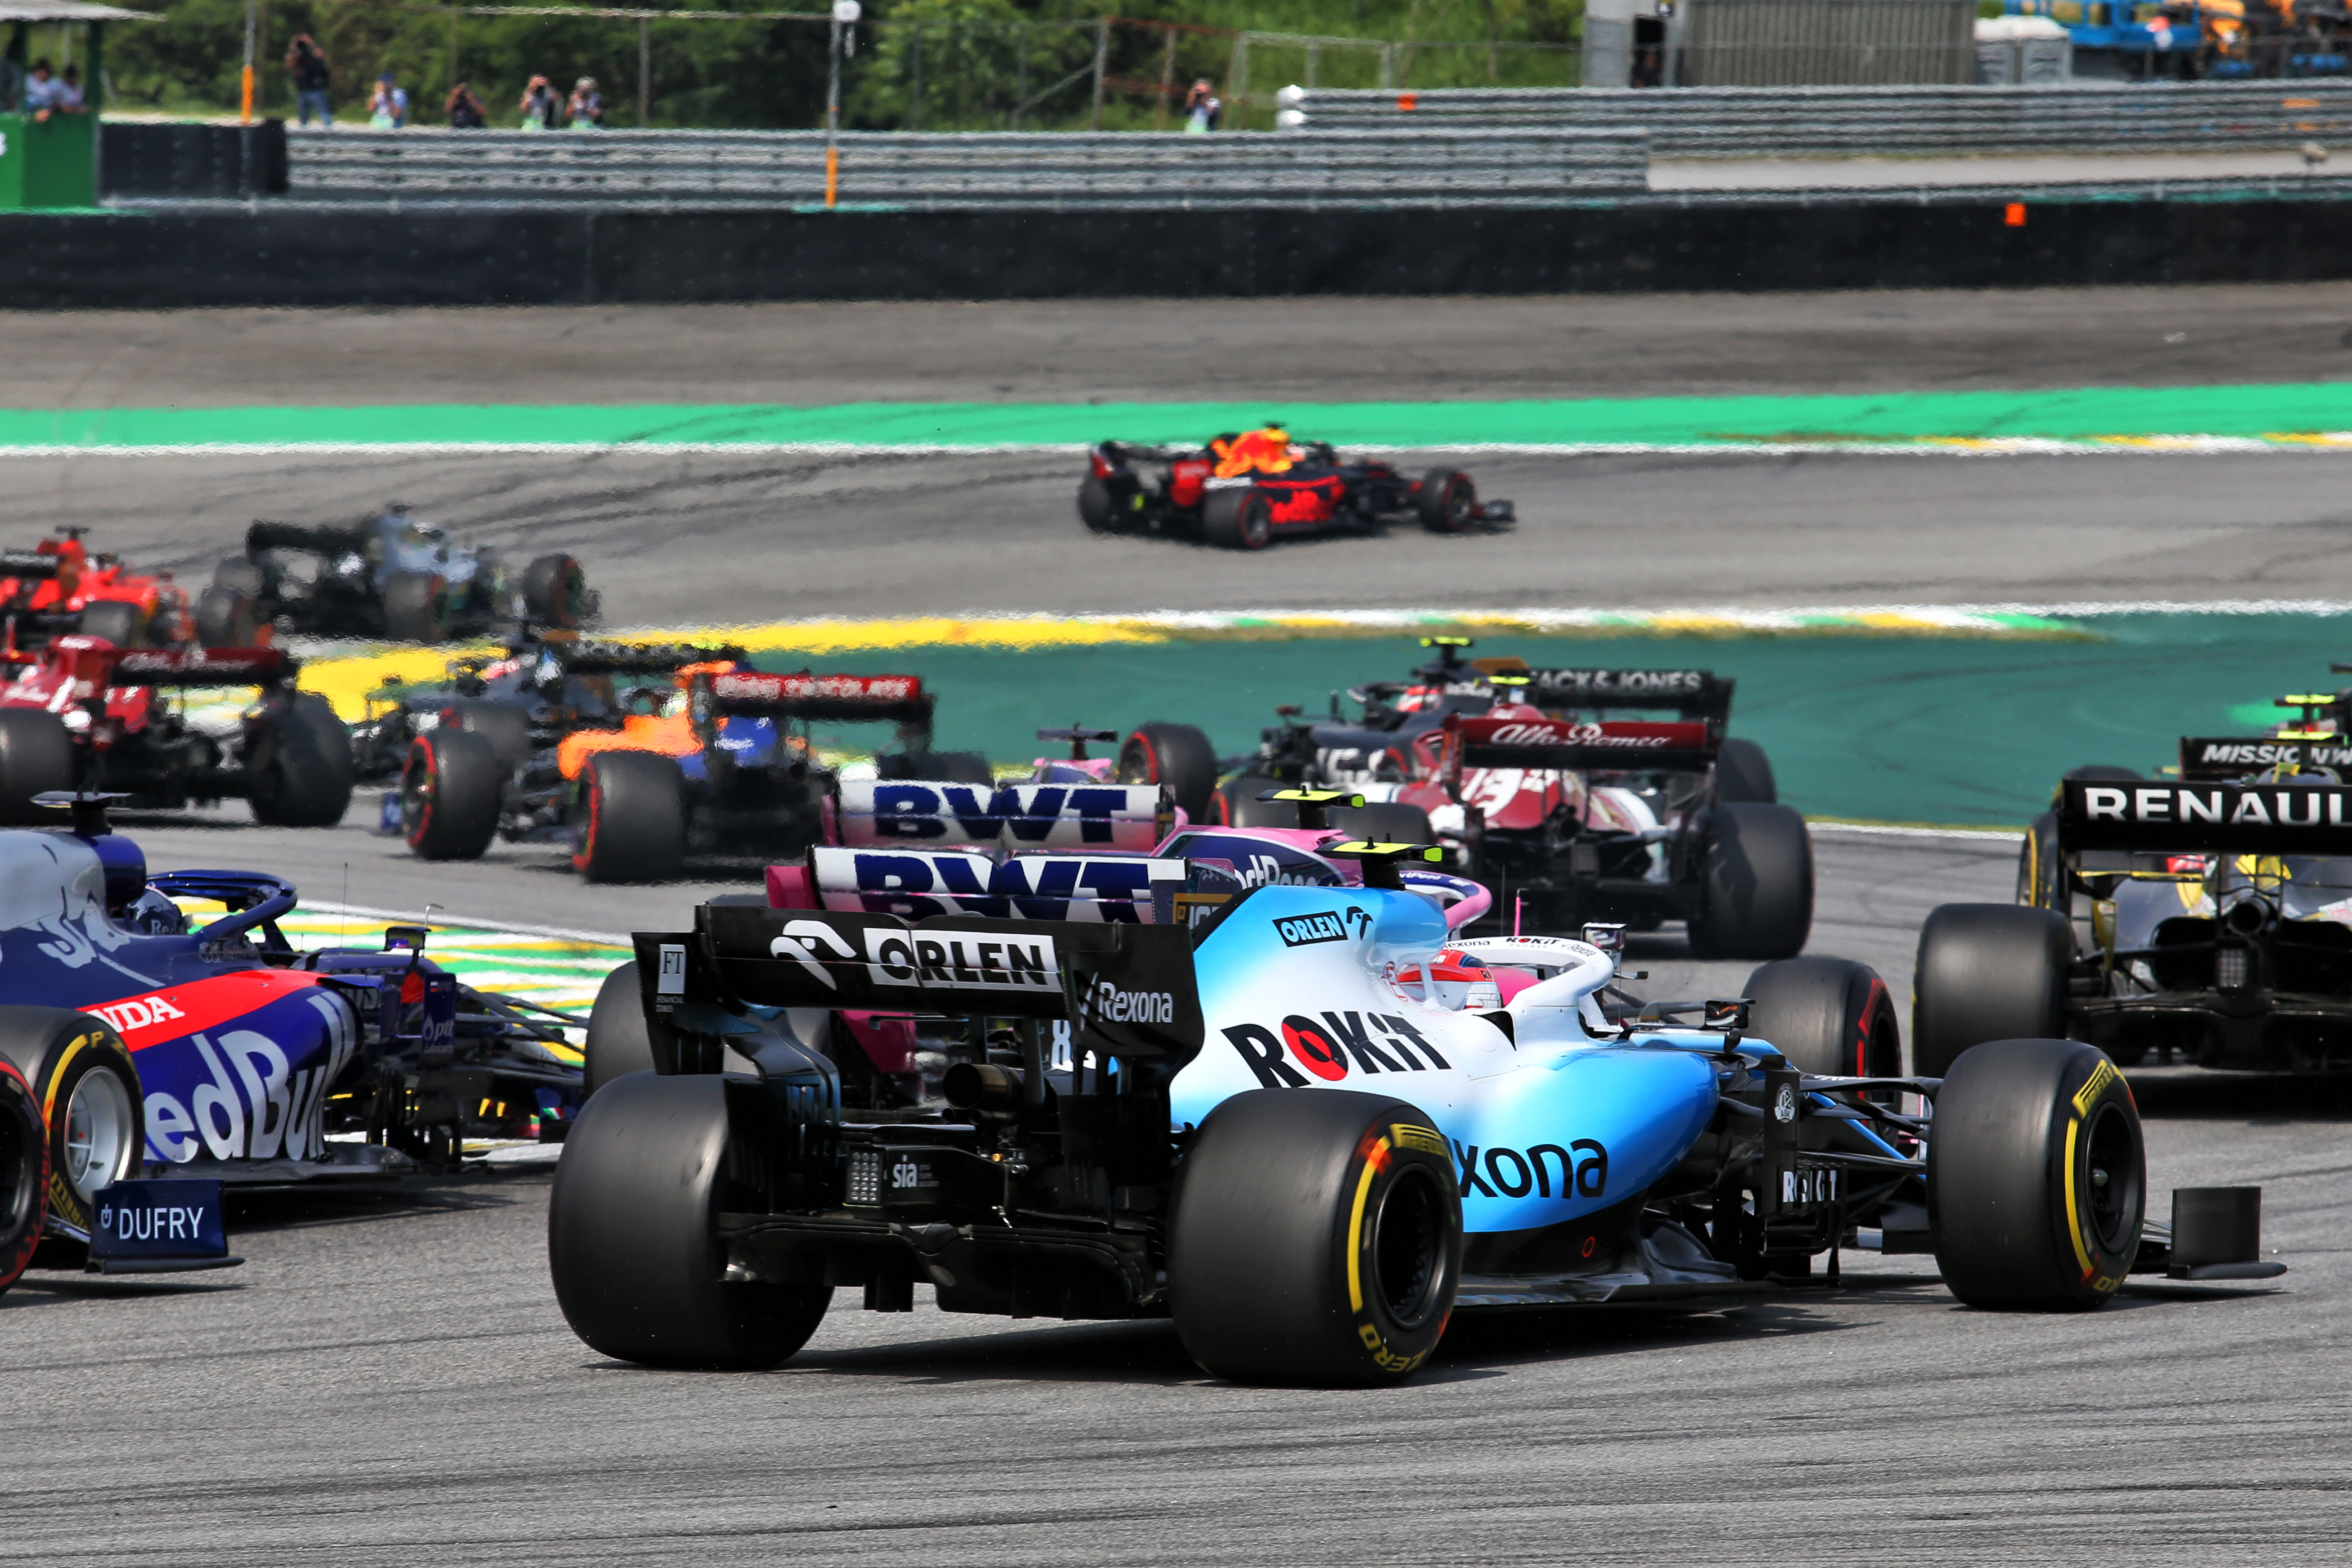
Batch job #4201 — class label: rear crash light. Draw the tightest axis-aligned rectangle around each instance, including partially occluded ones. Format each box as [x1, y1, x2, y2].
[846, 1149, 881, 1205]
[2216, 946, 2249, 991]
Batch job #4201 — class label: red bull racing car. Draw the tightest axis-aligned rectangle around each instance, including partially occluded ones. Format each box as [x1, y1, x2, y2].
[1079, 426, 1513, 549]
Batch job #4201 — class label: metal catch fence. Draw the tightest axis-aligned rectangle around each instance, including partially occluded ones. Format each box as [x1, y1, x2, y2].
[282, 125, 1651, 206]
[1277, 80, 2352, 156]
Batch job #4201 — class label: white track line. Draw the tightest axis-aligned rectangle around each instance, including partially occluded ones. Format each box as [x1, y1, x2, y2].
[1809, 821, 2020, 842]
[302, 900, 632, 949]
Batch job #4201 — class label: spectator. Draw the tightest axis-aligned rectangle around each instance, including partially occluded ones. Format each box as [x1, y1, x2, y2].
[56, 64, 87, 114]
[285, 33, 332, 127]
[368, 71, 408, 129]
[567, 76, 603, 128]
[1182, 78, 1221, 133]
[22, 58, 60, 122]
[446, 78, 488, 128]
[519, 74, 559, 130]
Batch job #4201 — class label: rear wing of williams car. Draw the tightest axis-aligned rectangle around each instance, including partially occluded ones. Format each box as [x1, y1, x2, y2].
[1441, 713, 1720, 775]
[634, 902, 1204, 1061]
[2058, 777, 2352, 855]
[1521, 668, 1735, 723]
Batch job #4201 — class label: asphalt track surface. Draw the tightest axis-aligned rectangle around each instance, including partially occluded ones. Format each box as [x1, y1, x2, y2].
[6, 825, 2348, 1566]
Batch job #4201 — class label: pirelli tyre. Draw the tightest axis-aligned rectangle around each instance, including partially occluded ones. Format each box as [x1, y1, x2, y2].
[0, 709, 76, 826]
[1415, 469, 1477, 534]
[194, 586, 261, 647]
[0, 1009, 140, 1241]
[1169, 1088, 1461, 1385]
[571, 750, 687, 883]
[402, 728, 502, 861]
[521, 553, 593, 629]
[1202, 486, 1274, 551]
[1742, 956, 1901, 1079]
[1686, 802, 1814, 962]
[1117, 722, 1217, 823]
[876, 750, 995, 785]
[249, 694, 356, 828]
[1216, 775, 1294, 828]
[1078, 475, 1120, 534]
[0, 1057, 46, 1296]
[446, 698, 533, 775]
[585, 962, 657, 1095]
[1715, 737, 1779, 805]
[2017, 812, 2064, 910]
[548, 1070, 832, 1368]
[1911, 904, 2071, 1078]
[382, 571, 452, 643]
[1929, 1038, 2144, 1310]
[77, 600, 147, 649]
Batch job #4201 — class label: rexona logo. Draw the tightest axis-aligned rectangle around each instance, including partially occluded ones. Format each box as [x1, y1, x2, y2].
[1223, 1010, 1453, 1088]
[1272, 907, 1371, 947]
[1081, 977, 1175, 1026]
[1450, 1136, 1609, 1200]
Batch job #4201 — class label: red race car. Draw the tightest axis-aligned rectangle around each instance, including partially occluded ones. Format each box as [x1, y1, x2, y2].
[1079, 426, 1513, 550]
[0, 529, 195, 655]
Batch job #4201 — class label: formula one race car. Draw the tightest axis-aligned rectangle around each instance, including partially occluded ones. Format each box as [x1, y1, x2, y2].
[0, 640, 353, 827]
[1080, 427, 1512, 550]
[0, 528, 196, 653]
[200, 508, 594, 645]
[546, 802, 2264, 1381]
[1916, 700, 2352, 1077]
[0, 796, 585, 1295]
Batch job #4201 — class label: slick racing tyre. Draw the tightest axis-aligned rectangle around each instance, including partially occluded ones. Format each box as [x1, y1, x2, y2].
[1686, 802, 1813, 961]
[402, 729, 502, 861]
[1929, 1038, 2143, 1310]
[382, 571, 452, 643]
[1078, 475, 1121, 534]
[1169, 1089, 1460, 1385]
[585, 962, 657, 1096]
[1333, 799, 1436, 850]
[249, 694, 356, 828]
[0, 1058, 47, 1296]
[2017, 812, 2064, 910]
[0, 1009, 140, 1240]
[1117, 722, 1217, 823]
[1911, 904, 2071, 1078]
[0, 709, 76, 826]
[522, 553, 592, 629]
[1415, 469, 1477, 534]
[446, 699, 533, 775]
[571, 751, 686, 883]
[76, 600, 147, 649]
[1217, 775, 1296, 829]
[1202, 487, 1274, 550]
[876, 750, 995, 785]
[195, 586, 261, 647]
[1715, 737, 1779, 805]
[1743, 957, 1901, 1079]
[549, 1070, 831, 1368]
[213, 556, 268, 597]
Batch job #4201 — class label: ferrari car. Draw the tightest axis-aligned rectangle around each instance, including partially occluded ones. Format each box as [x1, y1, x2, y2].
[0, 639, 352, 828]
[199, 508, 593, 646]
[0, 528, 195, 653]
[1079, 427, 1512, 549]
[545, 808, 2259, 1382]
[0, 794, 586, 1294]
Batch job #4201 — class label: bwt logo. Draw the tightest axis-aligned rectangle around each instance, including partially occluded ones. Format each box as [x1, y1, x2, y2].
[1273, 907, 1372, 947]
[1084, 978, 1175, 1025]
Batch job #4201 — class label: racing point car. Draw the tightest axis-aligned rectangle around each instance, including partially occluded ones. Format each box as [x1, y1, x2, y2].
[0, 528, 195, 653]
[544, 804, 2272, 1381]
[0, 639, 352, 828]
[0, 794, 585, 1296]
[198, 507, 595, 646]
[1079, 426, 1512, 550]
[1916, 701, 2352, 1078]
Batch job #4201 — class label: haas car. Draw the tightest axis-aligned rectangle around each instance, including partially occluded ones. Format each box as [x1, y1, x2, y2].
[1919, 693, 2352, 1077]
[0, 528, 195, 654]
[200, 507, 593, 646]
[1079, 426, 1511, 550]
[0, 796, 585, 1297]
[545, 781, 2269, 1383]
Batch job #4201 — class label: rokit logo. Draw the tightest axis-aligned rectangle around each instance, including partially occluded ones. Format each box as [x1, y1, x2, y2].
[1081, 977, 1175, 1026]
[1272, 907, 1371, 947]
[1223, 1011, 1453, 1088]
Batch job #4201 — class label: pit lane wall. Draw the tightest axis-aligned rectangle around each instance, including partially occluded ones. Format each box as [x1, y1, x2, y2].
[5, 190, 2351, 305]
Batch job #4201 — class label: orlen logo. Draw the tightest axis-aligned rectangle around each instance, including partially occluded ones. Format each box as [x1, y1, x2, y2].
[1084, 978, 1175, 1025]
[90, 995, 188, 1035]
[1273, 906, 1371, 947]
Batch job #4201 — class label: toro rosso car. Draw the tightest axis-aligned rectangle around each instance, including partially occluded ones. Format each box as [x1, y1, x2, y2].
[201, 508, 593, 646]
[1079, 426, 1512, 550]
[547, 793, 2262, 1382]
[0, 796, 585, 1296]
[1917, 699, 2352, 1077]
[0, 528, 195, 655]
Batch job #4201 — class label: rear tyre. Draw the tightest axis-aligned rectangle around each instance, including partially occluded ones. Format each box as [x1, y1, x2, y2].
[2018, 812, 2064, 909]
[1686, 802, 1814, 961]
[446, 699, 532, 775]
[1170, 1088, 1460, 1385]
[1911, 904, 2071, 1078]
[213, 557, 268, 597]
[0, 1058, 45, 1297]
[0, 710, 77, 826]
[1219, 774, 1295, 828]
[1117, 722, 1218, 823]
[548, 1071, 831, 1368]
[248, 694, 355, 828]
[382, 572, 451, 643]
[1202, 487, 1273, 550]
[1929, 1038, 2142, 1310]
[1715, 737, 1779, 805]
[522, 553, 591, 629]
[1742, 956, 1901, 1079]
[875, 750, 995, 785]
[571, 751, 687, 883]
[1415, 469, 1477, 533]
[401, 729, 502, 861]
[0, 1009, 140, 1239]
[77, 601, 146, 648]
[1078, 476, 1120, 534]
[585, 962, 657, 1096]
[195, 587, 260, 647]
[1332, 799, 1436, 848]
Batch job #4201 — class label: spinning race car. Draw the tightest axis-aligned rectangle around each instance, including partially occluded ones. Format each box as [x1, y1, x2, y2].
[546, 789, 2249, 1383]
[1079, 426, 1512, 550]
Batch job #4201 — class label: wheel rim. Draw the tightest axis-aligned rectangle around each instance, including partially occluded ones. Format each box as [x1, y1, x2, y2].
[402, 746, 436, 844]
[1243, 499, 1270, 547]
[63, 1068, 133, 1203]
[2081, 1099, 2142, 1256]
[1444, 481, 1473, 528]
[1369, 1165, 1449, 1331]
